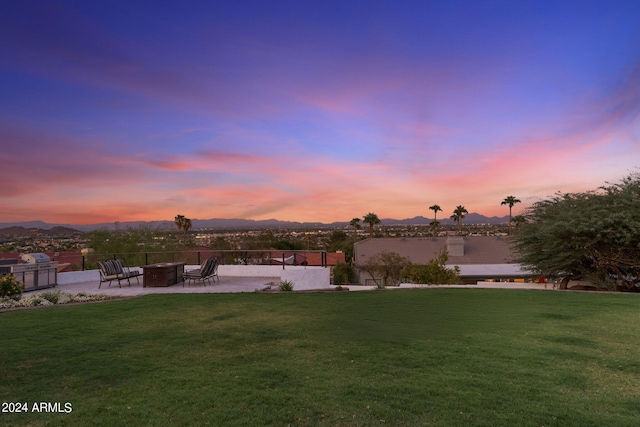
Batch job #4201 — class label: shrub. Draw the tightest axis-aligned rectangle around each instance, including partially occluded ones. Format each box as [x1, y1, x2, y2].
[360, 251, 412, 288]
[401, 250, 461, 285]
[279, 280, 294, 291]
[332, 262, 357, 284]
[39, 290, 63, 304]
[0, 274, 24, 298]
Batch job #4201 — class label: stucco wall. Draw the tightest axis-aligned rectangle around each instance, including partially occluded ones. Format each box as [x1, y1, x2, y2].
[281, 267, 330, 291]
[217, 265, 282, 277]
[57, 270, 100, 284]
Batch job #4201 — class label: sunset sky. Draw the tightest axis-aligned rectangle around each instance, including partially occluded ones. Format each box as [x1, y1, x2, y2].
[1, 1, 639, 225]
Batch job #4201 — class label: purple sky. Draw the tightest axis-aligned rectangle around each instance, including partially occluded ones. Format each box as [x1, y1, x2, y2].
[1, 0, 639, 224]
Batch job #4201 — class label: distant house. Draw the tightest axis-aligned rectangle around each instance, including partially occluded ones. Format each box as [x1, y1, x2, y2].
[304, 251, 346, 267]
[267, 252, 309, 266]
[353, 236, 533, 284]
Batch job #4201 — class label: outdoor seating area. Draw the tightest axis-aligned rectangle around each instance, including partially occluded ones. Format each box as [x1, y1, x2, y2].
[41, 275, 276, 297]
[98, 259, 141, 288]
[96, 257, 226, 290]
[41, 261, 328, 295]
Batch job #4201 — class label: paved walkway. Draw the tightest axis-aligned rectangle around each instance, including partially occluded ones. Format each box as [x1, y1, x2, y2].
[29, 276, 278, 297]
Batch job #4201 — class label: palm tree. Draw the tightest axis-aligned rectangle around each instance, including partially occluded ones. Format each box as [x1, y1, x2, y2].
[362, 212, 381, 238]
[174, 214, 185, 232]
[182, 217, 192, 234]
[349, 217, 361, 237]
[501, 196, 521, 235]
[175, 214, 192, 234]
[429, 204, 442, 234]
[450, 205, 468, 235]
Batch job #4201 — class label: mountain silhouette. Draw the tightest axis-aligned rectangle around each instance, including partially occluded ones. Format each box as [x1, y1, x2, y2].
[0, 213, 509, 232]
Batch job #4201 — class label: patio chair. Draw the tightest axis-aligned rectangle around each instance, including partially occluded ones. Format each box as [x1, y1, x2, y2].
[183, 257, 218, 287]
[98, 259, 141, 288]
[210, 257, 219, 283]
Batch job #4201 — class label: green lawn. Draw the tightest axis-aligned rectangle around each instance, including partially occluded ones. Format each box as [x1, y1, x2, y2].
[1, 289, 639, 426]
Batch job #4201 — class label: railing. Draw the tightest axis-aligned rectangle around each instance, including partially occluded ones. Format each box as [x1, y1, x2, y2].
[50, 250, 328, 271]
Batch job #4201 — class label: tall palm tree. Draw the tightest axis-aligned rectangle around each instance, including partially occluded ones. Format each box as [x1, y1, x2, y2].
[174, 214, 192, 234]
[362, 212, 381, 238]
[174, 214, 185, 232]
[182, 217, 192, 234]
[450, 205, 468, 235]
[349, 217, 361, 237]
[501, 196, 521, 235]
[429, 204, 442, 234]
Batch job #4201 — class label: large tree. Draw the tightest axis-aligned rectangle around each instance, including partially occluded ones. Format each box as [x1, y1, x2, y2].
[501, 196, 521, 235]
[360, 251, 412, 288]
[450, 205, 468, 235]
[429, 204, 442, 234]
[511, 173, 640, 291]
[363, 212, 381, 238]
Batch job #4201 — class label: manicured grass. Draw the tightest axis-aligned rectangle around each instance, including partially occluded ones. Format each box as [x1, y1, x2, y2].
[1, 289, 639, 426]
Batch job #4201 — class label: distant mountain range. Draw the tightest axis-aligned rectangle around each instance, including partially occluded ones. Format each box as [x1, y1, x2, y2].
[0, 226, 82, 236]
[0, 213, 510, 233]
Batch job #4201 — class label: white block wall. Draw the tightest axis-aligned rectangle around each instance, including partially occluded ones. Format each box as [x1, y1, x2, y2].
[281, 266, 330, 291]
[216, 265, 283, 277]
[57, 270, 99, 284]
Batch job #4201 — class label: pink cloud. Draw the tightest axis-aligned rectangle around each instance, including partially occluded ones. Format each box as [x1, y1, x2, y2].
[143, 157, 199, 172]
[0, 124, 152, 197]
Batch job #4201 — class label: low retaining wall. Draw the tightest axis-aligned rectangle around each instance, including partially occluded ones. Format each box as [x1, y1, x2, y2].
[57, 270, 99, 285]
[217, 265, 282, 278]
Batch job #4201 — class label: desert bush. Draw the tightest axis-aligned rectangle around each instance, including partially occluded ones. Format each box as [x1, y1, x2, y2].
[39, 290, 63, 304]
[332, 262, 357, 284]
[0, 274, 24, 298]
[402, 250, 461, 285]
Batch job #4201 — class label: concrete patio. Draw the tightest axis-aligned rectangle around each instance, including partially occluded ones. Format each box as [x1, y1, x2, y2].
[28, 275, 278, 297]
[21, 263, 332, 297]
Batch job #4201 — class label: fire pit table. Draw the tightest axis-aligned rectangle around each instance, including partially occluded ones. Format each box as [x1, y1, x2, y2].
[142, 262, 185, 287]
